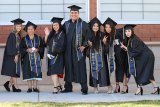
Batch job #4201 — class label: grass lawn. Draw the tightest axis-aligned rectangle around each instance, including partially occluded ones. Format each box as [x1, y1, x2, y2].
[0, 100, 160, 107]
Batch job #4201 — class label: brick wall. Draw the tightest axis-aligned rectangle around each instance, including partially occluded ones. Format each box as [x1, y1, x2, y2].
[1, 24, 160, 44]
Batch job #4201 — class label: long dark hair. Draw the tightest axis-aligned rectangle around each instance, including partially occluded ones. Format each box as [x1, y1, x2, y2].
[104, 24, 116, 43]
[13, 24, 23, 39]
[50, 22, 63, 35]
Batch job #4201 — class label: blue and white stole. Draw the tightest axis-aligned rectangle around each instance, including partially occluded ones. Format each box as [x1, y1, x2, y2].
[25, 35, 41, 76]
[90, 34, 103, 80]
[65, 18, 83, 61]
[48, 31, 62, 66]
[108, 30, 116, 74]
[14, 32, 21, 77]
[127, 39, 136, 76]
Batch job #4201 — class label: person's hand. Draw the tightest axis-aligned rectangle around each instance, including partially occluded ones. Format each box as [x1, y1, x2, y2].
[34, 48, 39, 53]
[44, 27, 50, 36]
[44, 27, 50, 43]
[120, 42, 127, 51]
[88, 40, 92, 47]
[14, 54, 19, 63]
[79, 46, 85, 52]
[103, 36, 108, 44]
[26, 48, 32, 53]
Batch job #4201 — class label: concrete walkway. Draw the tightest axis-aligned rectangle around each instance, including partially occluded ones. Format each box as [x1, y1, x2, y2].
[0, 84, 160, 103]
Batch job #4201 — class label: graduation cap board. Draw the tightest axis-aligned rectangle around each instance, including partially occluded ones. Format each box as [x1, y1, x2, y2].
[11, 18, 25, 25]
[67, 5, 82, 11]
[23, 21, 37, 32]
[103, 17, 117, 27]
[88, 17, 102, 27]
[50, 17, 63, 23]
[124, 24, 136, 30]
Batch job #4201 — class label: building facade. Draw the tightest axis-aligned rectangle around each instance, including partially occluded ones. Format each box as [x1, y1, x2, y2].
[0, 0, 160, 43]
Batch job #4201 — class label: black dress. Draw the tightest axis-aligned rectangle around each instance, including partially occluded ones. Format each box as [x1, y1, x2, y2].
[63, 18, 91, 83]
[20, 34, 44, 80]
[46, 31, 65, 76]
[114, 29, 130, 82]
[108, 29, 127, 82]
[127, 34, 155, 86]
[1, 32, 21, 77]
[88, 32, 111, 87]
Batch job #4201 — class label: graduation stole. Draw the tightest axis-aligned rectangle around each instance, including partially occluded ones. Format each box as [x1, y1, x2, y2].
[65, 18, 83, 61]
[25, 35, 41, 76]
[49, 31, 62, 66]
[14, 32, 21, 77]
[90, 34, 103, 80]
[127, 39, 136, 76]
[108, 30, 116, 74]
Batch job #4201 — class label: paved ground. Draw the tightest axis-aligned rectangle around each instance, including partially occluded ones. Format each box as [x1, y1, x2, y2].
[0, 83, 160, 103]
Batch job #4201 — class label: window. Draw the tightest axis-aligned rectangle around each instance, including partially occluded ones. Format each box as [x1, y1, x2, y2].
[0, 0, 89, 23]
[98, 0, 160, 23]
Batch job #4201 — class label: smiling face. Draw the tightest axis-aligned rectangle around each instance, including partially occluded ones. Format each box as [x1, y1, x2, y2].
[105, 24, 111, 33]
[15, 24, 22, 32]
[27, 25, 35, 36]
[92, 23, 99, 33]
[52, 22, 60, 33]
[70, 11, 79, 21]
[125, 29, 132, 38]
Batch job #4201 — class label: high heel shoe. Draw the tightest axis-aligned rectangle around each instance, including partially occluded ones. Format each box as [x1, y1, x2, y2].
[121, 85, 128, 94]
[53, 87, 59, 94]
[12, 85, 21, 92]
[57, 85, 62, 92]
[114, 84, 120, 93]
[135, 87, 143, 95]
[151, 87, 159, 95]
[4, 81, 10, 92]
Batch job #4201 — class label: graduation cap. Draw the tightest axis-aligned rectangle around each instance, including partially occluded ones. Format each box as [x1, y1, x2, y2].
[23, 21, 37, 32]
[124, 24, 136, 30]
[51, 17, 63, 23]
[88, 17, 102, 27]
[11, 18, 25, 25]
[67, 5, 82, 11]
[103, 17, 117, 27]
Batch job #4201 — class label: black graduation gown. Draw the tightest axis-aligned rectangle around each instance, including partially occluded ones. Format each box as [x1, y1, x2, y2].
[114, 29, 130, 82]
[46, 31, 65, 76]
[127, 35, 155, 86]
[1, 32, 20, 77]
[20, 35, 44, 80]
[63, 19, 91, 83]
[88, 32, 111, 87]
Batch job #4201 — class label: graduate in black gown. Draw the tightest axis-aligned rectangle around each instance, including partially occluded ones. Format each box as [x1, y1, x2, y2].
[44, 17, 65, 94]
[20, 21, 44, 93]
[1, 18, 25, 92]
[103, 17, 128, 93]
[120, 24, 159, 95]
[87, 17, 111, 93]
[62, 5, 91, 95]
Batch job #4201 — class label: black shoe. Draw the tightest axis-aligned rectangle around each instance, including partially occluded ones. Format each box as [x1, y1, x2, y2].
[57, 85, 63, 92]
[12, 85, 21, 92]
[121, 85, 128, 94]
[114, 84, 120, 93]
[61, 89, 72, 93]
[151, 87, 160, 95]
[4, 81, 10, 92]
[33, 88, 40, 93]
[81, 88, 88, 95]
[135, 87, 143, 95]
[27, 88, 32, 93]
[52, 87, 59, 94]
